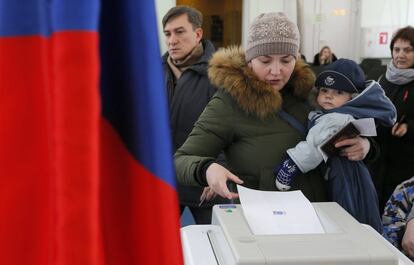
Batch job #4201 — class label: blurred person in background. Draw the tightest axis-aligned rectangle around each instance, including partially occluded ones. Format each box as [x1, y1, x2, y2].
[313, 46, 338, 66]
[372, 26, 414, 214]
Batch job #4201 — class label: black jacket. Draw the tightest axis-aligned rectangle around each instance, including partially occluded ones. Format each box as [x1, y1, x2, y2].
[312, 53, 338, 66]
[373, 75, 414, 211]
[162, 39, 226, 206]
[162, 39, 217, 152]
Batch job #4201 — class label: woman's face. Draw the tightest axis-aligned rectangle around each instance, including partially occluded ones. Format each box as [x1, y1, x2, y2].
[321, 48, 331, 57]
[392, 39, 414, 69]
[248, 54, 296, 91]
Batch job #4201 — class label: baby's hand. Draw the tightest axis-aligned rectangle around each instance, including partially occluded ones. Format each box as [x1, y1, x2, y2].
[273, 158, 300, 191]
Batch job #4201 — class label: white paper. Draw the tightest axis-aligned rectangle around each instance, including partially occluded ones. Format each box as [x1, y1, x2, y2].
[237, 185, 325, 235]
[352, 118, 377, 136]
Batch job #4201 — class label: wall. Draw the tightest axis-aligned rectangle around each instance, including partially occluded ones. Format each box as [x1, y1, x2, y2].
[242, 0, 296, 47]
[155, 0, 414, 60]
[360, 0, 414, 59]
[155, 0, 176, 54]
[361, 0, 414, 27]
[298, 0, 414, 61]
[298, 0, 361, 63]
[178, 0, 242, 48]
[222, 0, 243, 47]
[241, 0, 362, 62]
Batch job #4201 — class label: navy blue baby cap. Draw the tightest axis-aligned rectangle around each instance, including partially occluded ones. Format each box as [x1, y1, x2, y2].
[315, 58, 365, 93]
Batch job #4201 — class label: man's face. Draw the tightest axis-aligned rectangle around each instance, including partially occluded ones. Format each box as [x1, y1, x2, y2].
[163, 14, 202, 61]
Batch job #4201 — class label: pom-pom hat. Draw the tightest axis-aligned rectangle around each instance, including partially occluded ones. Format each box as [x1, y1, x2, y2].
[245, 12, 300, 62]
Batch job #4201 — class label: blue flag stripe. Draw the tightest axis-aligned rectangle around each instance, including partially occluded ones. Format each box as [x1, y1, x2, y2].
[0, 0, 99, 37]
[99, 0, 175, 187]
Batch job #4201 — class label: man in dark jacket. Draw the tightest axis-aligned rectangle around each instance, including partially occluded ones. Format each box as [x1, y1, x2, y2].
[162, 6, 227, 224]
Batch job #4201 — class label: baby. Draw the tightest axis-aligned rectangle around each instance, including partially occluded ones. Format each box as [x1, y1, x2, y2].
[274, 58, 396, 232]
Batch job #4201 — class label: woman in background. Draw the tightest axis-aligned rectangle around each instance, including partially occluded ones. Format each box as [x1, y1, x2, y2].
[372, 26, 414, 213]
[313, 46, 338, 66]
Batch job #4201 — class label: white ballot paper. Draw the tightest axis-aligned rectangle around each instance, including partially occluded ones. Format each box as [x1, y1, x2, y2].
[351, 117, 377, 136]
[237, 185, 325, 235]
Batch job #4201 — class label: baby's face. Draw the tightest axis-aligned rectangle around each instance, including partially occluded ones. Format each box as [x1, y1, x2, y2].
[317, 87, 353, 110]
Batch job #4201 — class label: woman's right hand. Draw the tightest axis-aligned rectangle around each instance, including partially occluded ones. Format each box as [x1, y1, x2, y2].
[391, 122, 408, 137]
[319, 54, 327, 64]
[205, 163, 243, 200]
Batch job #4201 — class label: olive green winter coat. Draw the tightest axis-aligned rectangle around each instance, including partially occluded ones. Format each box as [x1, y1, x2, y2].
[174, 46, 327, 202]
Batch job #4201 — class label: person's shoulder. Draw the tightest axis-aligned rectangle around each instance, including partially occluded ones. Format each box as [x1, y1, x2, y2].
[201, 39, 216, 56]
[377, 73, 385, 83]
[399, 176, 414, 191]
[379, 74, 396, 88]
[210, 89, 234, 104]
[200, 90, 238, 119]
[208, 46, 247, 93]
[313, 53, 320, 64]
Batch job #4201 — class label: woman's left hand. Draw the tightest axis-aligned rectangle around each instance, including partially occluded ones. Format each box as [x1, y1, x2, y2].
[335, 136, 370, 161]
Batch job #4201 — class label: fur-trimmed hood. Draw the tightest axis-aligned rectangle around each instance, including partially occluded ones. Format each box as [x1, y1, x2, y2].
[208, 46, 315, 119]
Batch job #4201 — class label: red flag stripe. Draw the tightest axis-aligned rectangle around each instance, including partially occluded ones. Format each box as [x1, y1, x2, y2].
[100, 118, 183, 264]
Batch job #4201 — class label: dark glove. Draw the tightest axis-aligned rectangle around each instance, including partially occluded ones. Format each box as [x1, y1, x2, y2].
[273, 157, 300, 191]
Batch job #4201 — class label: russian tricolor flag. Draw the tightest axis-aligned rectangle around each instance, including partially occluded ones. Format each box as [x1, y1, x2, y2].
[0, 1, 183, 264]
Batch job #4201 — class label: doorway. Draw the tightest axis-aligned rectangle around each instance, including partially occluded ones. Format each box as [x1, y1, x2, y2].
[177, 0, 242, 49]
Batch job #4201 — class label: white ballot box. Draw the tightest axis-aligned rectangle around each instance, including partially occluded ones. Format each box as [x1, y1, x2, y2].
[181, 203, 413, 265]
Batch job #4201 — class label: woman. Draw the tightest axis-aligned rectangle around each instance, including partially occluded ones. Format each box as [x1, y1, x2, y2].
[373, 26, 414, 212]
[313, 46, 338, 66]
[175, 12, 372, 202]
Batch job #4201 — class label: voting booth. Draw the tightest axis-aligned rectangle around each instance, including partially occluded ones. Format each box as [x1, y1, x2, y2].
[181, 188, 414, 265]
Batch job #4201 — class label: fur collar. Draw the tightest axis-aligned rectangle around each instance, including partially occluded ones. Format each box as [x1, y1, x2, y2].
[208, 46, 315, 119]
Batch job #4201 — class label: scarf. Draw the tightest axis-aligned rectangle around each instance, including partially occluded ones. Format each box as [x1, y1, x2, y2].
[167, 42, 204, 80]
[385, 60, 414, 85]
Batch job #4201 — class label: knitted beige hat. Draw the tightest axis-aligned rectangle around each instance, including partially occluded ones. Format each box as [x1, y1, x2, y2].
[245, 12, 300, 62]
